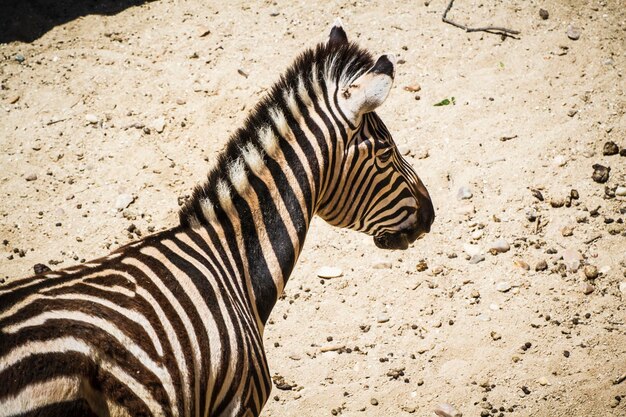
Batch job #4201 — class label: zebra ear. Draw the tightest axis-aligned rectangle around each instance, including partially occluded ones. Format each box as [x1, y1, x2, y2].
[328, 18, 348, 47]
[342, 54, 395, 118]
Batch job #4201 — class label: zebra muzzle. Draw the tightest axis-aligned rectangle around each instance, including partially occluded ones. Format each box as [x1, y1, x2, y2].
[373, 229, 422, 250]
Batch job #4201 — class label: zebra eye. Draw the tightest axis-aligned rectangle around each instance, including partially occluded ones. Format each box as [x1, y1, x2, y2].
[377, 148, 393, 163]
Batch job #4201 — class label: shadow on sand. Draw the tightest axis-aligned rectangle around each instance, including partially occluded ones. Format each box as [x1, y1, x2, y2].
[0, 0, 154, 44]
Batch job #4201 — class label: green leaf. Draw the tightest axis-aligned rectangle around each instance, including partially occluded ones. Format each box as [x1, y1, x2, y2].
[434, 97, 455, 106]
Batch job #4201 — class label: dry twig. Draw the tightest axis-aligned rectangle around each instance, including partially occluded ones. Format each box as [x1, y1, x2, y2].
[442, 0, 520, 38]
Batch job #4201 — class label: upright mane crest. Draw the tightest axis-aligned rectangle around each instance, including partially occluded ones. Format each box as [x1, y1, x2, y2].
[179, 40, 375, 227]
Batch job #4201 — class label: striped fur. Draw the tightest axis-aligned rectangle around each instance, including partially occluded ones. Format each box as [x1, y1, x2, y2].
[0, 20, 434, 417]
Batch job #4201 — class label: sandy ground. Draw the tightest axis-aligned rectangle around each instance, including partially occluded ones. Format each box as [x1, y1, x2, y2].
[1, 0, 626, 416]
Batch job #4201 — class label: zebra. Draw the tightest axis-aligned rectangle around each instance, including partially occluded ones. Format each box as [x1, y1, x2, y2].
[0, 20, 434, 417]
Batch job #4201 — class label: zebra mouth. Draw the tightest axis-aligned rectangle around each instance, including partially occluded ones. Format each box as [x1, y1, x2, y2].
[373, 230, 421, 250]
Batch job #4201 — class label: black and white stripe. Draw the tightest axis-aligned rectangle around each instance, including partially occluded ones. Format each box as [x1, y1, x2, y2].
[0, 19, 434, 417]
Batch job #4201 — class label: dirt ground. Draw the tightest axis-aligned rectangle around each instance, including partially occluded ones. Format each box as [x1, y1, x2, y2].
[1, 1, 625, 416]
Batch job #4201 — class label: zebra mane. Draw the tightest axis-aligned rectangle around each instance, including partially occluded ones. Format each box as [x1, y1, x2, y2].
[179, 40, 375, 227]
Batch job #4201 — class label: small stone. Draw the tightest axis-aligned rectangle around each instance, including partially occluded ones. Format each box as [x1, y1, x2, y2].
[570, 189, 580, 199]
[618, 282, 626, 295]
[563, 350, 570, 358]
[496, 282, 511, 293]
[514, 260, 530, 270]
[114, 193, 135, 210]
[152, 117, 166, 133]
[603, 141, 619, 156]
[434, 403, 462, 417]
[404, 84, 421, 92]
[471, 230, 483, 240]
[535, 260, 548, 271]
[566, 109, 577, 118]
[14, 54, 25, 63]
[582, 283, 594, 295]
[531, 189, 544, 201]
[469, 254, 485, 264]
[316, 266, 343, 279]
[583, 265, 598, 280]
[470, 290, 480, 298]
[8, 94, 20, 104]
[176, 98, 186, 105]
[490, 331, 501, 341]
[620, 149, 626, 157]
[615, 186, 626, 197]
[550, 198, 565, 208]
[563, 248, 582, 272]
[537, 377, 550, 386]
[463, 243, 482, 257]
[85, 114, 99, 124]
[539, 8, 549, 19]
[25, 173, 37, 181]
[416, 260, 428, 272]
[488, 239, 510, 254]
[561, 226, 574, 237]
[566, 25, 581, 40]
[526, 208, 537, 222]
[457, 186, 473, 200]
[591, 164, 610, 183]
[377, 314, 390, 323]
[372, 261, 392, 269]
[370, 398, 379, 406]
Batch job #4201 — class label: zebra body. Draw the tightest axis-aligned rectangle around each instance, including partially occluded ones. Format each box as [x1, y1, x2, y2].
[0, 20, 434, 417]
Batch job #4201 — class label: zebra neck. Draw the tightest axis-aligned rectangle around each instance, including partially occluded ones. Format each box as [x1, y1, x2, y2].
[184, 139, 319, 327]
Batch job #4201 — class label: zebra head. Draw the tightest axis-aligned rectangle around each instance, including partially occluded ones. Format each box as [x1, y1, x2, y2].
[317, 21, 435, 250]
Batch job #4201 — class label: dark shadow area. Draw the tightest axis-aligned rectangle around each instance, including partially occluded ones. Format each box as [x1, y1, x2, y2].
[0, 0, 154, 44]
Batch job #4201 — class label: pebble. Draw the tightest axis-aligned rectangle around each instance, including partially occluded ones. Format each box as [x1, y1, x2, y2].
[566, 109, 577, 118]
[463, 243, 482, 257]
[316, 266, 343, 279]
[370, 398, 379, 406]
[14, 54, 25, 63]
[531, 189, 544, 201]
[496, 282, 511, 293]
[469, 254, 485, 264]
[570, 189, 580, 200]
[583, 265, 598, 280]
[471, 230, 483, 240]
[550, 197, 565, 208]
[8, 95, 20, 104]
[514, 260, 530, 270]
[25, 173, 37, 181]
[535, 260, 548, 271]
[618, 282, 626, 296]
[603, 141, 619, 156]
[566, 25, 581, 40]
[377, 314, 390, 323]
[539, 8, 549, 19]
[561, 226, 574, 237]
[615, 186, 626, 197]
[152, 117, 166, 133]
[114, 193, 135, 210]
[85, 114, 99, 124]
[490, 331, 501, 341]
[621, 149, 626, 157]
[582, 282, 595, 295]
[489, 303, 500, 311]
[488, 239, 510, 254]
[416, 260, 428, 272]
[457, 186, 473, 200]
[526, 208, 537, 222]
[591, 164, 610, 183]
[537, 376, 550, 386]
[372, 261, 392, 269]
[563, 248, 582, 272]
[434, 403, 462, 417]
[552, 154, 574, 167]
[403, 84, 421, 92]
